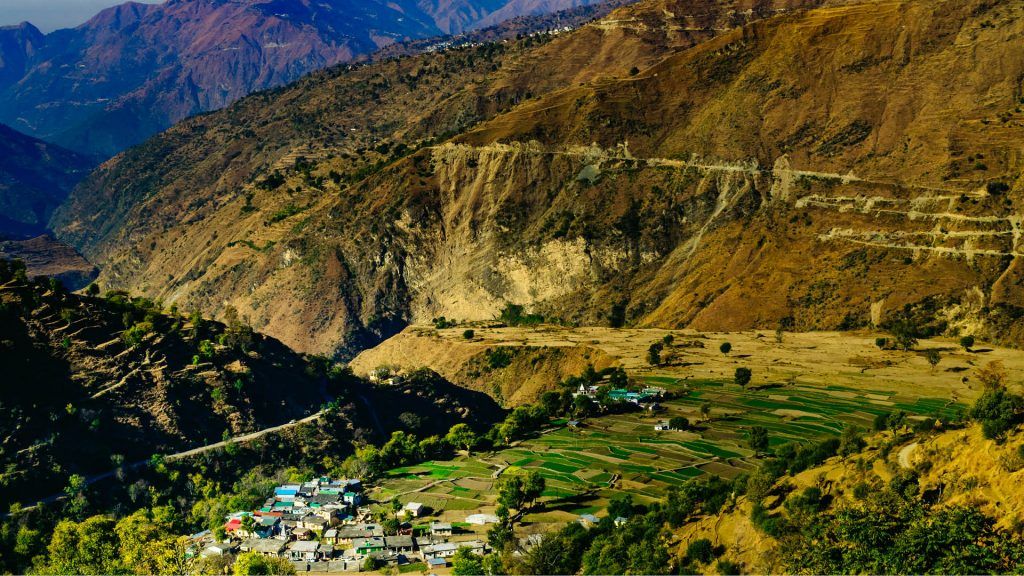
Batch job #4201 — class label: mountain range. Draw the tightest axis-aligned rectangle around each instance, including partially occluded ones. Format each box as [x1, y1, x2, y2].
[0, 0, 606, 157]
[49, 0, 1024, 358]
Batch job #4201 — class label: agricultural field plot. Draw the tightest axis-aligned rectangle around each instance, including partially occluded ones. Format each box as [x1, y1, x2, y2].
[363, 326, 1007, 531]
[372, 373, 965, 530]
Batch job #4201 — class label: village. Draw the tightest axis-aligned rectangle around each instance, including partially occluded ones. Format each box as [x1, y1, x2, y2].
[188, 477, 493, 572]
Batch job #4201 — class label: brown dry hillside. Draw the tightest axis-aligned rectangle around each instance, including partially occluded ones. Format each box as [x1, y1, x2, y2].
[52, 0, 810, 357]
[55, 0, 1024, 359]
[350, 325, 619, 404]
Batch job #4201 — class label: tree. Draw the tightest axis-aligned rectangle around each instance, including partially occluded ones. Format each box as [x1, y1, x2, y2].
[647, 342, 663, 366]
[64, 474, 90, 520]
[663, 334, 675, 346]
[573, 394, 597, 418]
[720, 342, 732, 354]
[446, 423, 478, 454]
[875, 337, 888, 349]
[960, 335, 975, 351]
[924, 349, 941, 371]
[686, 538, 716, 564]
[463, 329, 475, 340]
[487, 506, 515, 551]
[734, 367, 752, 387]
[398, 412, 423, 431]
[86, 283, 100, 296]
[522, 471, 546, 511]
[498, 476, 526, 512]
[607, 494, 635, 519]
[889, 319, 919, 351]
[668, 416, 689, 431]
[233, 551, 297, 575]
[838, 425, 866, 457]
[451, 547, 485, 576]
[497, 471, 545, 514]
[748, 426, 769, 453]
[970, 387, 1024, 440]
[540, 391, 564, 417]
[700, 403, 712, 422]
[382, 517, 400, 535]
[42, 516, 123, 575]
[977, 361, 1007, 390]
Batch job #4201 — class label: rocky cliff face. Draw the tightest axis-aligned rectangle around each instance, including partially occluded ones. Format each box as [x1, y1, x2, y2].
[0, 0, 609, 157]
[54, 0, 1024, 357]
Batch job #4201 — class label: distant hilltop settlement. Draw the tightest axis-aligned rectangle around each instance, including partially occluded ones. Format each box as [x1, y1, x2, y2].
[187, 477, 490, 572]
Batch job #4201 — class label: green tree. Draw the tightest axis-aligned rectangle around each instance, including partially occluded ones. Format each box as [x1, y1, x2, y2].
[889, 319, 919, 351]
[522, 471, 546, 511]
[720, 342, 732, 354]
[647, 342, 663, 366]
[607, 494, 635, 519]
[668, 416, 689, 430]
[446, 424, 478, 453]
[451, 547, 485, 576]
[960, 335, 975, 351]
[233, 551, 297, 575]
[700, 403, 712, 421]
[748, 426, 769, 453]
[498, 476, 526, 512]
[970, 387, 1024, 440]
[573, 395, 597, 418]
[838, 425, 866, 457]
[41, 516, 123, 575]
[686, 538, 716, 564]
[734, 367, 752, 387]
[463, 329, 475, 339]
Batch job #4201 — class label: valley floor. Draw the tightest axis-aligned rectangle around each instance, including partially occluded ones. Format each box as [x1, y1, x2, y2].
[355, 325, 1011, 544]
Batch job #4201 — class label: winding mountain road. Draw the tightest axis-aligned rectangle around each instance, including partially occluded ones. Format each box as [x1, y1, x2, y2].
[6, 410, 328, 516]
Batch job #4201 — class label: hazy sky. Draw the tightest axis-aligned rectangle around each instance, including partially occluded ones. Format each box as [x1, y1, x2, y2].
[0, 0, 164, 32]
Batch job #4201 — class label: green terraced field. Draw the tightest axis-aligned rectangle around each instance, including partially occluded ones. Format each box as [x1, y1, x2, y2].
[372, 376, 963, 530]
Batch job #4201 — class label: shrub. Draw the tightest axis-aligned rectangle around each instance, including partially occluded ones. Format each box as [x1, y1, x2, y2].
[686, 539, 716, 564]
[485, 348, 512, 369]
[960, 335, 975, 350]
[647, 342, 663, 365]
[716, 560, 742, 575]
[122, 322, 153, 347]
[987, 181, 1010, 194]
[971, 388, 1024, 440]
[875, 337, 888, 349]
[462, 329, 475, 340]
[720, 342, 732, 354]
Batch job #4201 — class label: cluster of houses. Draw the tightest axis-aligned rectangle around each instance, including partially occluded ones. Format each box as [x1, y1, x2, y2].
[189, 477, 490, 572]
[573, 384, 666, 408]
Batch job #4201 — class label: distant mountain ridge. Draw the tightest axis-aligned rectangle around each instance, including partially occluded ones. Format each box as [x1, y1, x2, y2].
[0, 0, 606, 157]
[0, 123, 93, 239]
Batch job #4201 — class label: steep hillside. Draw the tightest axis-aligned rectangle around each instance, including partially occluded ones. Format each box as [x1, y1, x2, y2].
[0, 258, 342, 508]
[0, 0, 611, 156]
[0, 124, 93, 238]
[671, 422, 1024, 573]
[0, 258, 503, 509]
[52, 0, 818, 357]
[0, 235, 97, 290]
